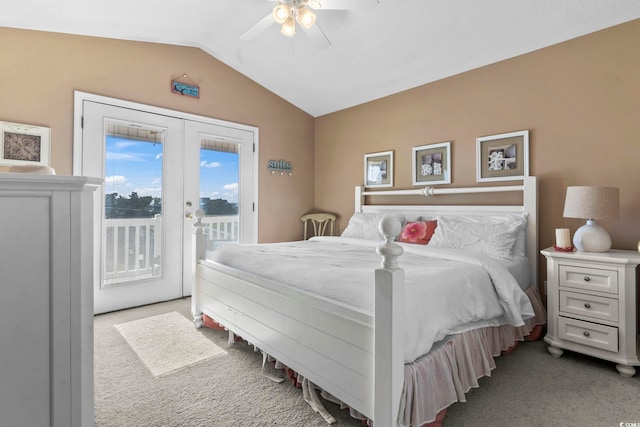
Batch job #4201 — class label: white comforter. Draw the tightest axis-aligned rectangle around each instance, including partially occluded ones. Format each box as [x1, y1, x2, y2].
[209, 236, 534, 363]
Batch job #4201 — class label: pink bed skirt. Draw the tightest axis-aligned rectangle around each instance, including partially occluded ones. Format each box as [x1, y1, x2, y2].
[323, 285, 546, 427]
[204, 285, 547, 427]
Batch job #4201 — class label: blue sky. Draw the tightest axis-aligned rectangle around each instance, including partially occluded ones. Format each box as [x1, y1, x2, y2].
[104, 135, 239, 203]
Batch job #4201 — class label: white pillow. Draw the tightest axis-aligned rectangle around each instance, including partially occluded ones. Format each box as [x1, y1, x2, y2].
[512, 219, 528, 257]
[427, 214, 527, 260]
[341, 212, 405, 241]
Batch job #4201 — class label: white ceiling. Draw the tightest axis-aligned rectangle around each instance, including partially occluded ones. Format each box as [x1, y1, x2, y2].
[2, 0, 640, 117]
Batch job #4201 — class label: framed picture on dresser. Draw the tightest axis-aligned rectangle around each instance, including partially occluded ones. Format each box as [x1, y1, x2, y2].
[0, 121, 51, 167]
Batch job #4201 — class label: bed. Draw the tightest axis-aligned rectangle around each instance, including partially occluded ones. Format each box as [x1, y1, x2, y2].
[191, 176, 546, 426]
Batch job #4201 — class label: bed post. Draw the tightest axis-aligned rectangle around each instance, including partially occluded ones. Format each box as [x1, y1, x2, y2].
[355, 186, 365, 213]
[374, 215, 404, 427]
[192, 208, 205, 329]
[522, 176, 538, 289]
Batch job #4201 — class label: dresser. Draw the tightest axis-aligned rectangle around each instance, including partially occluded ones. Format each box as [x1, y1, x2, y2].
[0, 173, 101, 427]
[541, 247, 640, 377]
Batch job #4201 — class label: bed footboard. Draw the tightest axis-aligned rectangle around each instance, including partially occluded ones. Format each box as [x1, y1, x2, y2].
[191, 212, 406, 426]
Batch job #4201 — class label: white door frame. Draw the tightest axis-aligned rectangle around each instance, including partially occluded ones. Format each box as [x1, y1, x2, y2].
[72, 91, 259, 301]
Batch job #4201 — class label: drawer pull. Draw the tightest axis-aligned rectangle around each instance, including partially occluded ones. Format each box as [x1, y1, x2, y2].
[583, 276, 591, 282]
[583, 331, 590, 337]
[584, 303, 591, 309]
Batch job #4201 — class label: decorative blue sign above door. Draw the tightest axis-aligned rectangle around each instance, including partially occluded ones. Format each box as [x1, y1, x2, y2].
[171, 78, 200, 98]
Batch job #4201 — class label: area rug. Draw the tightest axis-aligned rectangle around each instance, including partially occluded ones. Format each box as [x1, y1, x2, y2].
[114, 311, 226, 377]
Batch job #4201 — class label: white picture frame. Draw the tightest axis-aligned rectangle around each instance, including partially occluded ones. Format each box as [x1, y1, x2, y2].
[476, 130, 529, 182]
[0, 121, 51, 167]
[364, 150, 393, 188]
[412, 141, 451, 186]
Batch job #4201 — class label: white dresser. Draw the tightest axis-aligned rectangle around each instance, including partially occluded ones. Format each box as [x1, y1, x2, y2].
[0, 173, 101, 427]
[541, 247, 640, 377]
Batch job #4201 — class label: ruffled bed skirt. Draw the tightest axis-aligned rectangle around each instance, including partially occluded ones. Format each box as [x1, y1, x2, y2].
[397, 285, 546, 426]
[203, 285, 546, 427]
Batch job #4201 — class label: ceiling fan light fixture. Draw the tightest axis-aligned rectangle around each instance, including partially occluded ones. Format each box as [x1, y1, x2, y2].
[281, 16, 296, 36]
[296, 7, 316, 29]
[272, 4, 291, 24]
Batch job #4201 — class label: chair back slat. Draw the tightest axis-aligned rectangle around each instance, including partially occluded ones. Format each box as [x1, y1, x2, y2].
[301, 213, 336, 240]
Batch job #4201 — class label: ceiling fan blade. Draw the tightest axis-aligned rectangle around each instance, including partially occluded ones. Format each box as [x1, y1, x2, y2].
[299, 23, 331, 50]
[240, 12, 275, 41]
[307, 0, 379, 10]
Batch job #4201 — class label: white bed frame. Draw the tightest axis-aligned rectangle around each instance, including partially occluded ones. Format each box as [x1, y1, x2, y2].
[192, 176, 537, 426]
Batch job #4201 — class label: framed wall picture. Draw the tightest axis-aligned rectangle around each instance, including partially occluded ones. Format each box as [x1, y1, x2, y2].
[476, 130, 529, 182]
[0, 121, 51, 167]
[412, 141, 451, 186]
[364, 150, 393, 188]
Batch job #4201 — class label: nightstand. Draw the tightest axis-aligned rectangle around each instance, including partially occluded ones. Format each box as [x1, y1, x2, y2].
[540, 247, 640, 377]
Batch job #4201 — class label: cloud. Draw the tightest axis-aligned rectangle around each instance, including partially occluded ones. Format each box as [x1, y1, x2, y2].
[105, 175, 127, 185]
[113, 141, 139, 149]
[201, 160, 222, 168]
[223, 183, 238, 193]
[155, 153, 162, 160]
[105, 152, 144, 161]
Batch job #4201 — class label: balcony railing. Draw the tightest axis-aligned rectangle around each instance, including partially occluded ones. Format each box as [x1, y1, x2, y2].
[104, 214, 238, 284]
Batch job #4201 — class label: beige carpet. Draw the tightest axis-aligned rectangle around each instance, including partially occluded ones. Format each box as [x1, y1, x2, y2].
[96, 298, 640, 427]
[114, 311, 226, 377]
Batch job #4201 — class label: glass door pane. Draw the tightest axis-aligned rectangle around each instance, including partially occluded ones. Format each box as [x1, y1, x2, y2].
[103, 124, 165, 286]
[199, 139, 239, 258]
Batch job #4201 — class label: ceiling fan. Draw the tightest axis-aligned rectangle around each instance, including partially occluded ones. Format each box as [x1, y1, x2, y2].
[240, 0, 380, 49]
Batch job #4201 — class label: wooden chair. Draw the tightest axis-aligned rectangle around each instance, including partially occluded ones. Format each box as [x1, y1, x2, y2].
[301, 213, 336, 240]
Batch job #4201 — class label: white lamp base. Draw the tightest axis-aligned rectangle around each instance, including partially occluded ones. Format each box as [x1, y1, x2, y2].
[573, 219, 612, 252]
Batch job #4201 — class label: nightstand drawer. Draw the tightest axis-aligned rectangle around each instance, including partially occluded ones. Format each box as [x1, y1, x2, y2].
[559, 290, 618, 323]
[559, 265, 618, 294]
[558, 316, 618, 352]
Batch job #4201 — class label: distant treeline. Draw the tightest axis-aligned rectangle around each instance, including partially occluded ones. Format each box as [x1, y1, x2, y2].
[105, 192, 237, 218]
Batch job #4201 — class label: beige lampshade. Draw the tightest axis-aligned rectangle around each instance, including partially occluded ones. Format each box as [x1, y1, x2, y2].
[563, 186, 620, 220]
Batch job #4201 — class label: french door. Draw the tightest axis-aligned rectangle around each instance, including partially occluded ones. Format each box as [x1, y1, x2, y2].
[75, 94, 256, 314]
[182, 120, 257, 295]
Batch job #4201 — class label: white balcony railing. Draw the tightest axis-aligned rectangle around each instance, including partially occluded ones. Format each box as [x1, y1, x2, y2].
[199, 214, 239, 243]
[104, 214, 238, 284]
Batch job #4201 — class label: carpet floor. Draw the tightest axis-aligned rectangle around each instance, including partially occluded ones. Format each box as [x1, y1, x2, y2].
[95, 298, 640, 427]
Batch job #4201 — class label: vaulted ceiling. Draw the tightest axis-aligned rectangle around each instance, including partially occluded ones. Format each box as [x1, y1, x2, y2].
[2, 0, 639, 117]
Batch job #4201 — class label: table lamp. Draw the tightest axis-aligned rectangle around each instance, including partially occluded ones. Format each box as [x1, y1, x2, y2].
[563, 186, 619, 252]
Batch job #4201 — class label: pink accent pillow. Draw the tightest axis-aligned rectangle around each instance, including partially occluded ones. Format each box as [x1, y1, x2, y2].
[398, 220, 438, 244]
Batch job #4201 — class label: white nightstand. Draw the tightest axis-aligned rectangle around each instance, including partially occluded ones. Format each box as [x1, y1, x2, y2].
[541, 247, 640, 377]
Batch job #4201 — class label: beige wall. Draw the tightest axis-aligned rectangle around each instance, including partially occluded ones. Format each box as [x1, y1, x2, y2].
[2, 21, 639, 287]
[0, 27, 315, 243]
[315, 19, 640, 287]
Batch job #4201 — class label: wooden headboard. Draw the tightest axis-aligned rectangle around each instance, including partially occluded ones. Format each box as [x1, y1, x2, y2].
[354, 176, 538, 287]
